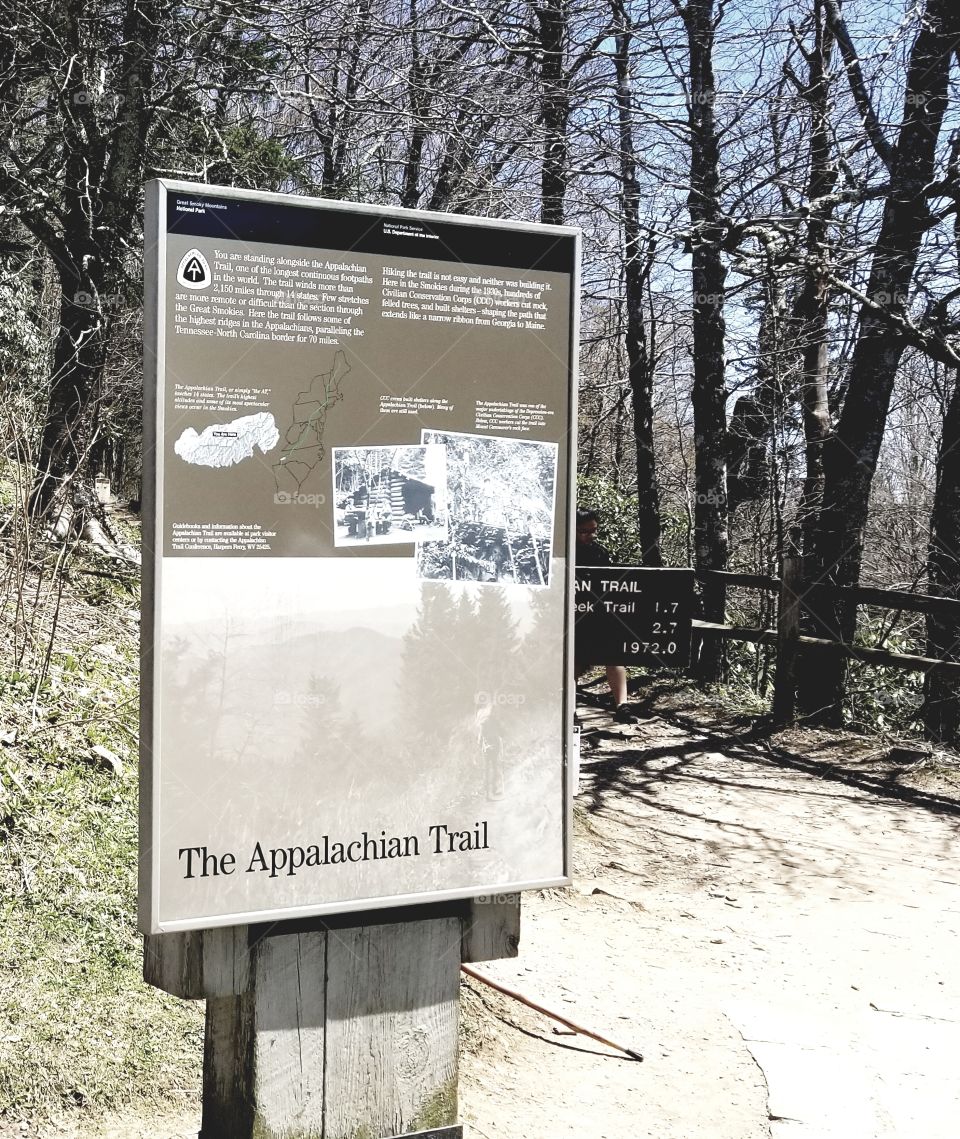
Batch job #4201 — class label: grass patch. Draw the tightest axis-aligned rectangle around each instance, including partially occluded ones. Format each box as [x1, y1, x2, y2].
[0, 536, 202, 1126]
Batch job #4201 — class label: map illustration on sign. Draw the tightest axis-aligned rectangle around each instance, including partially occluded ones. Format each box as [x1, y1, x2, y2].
[174, 411, 279, 468]
[273, 350, 349, 497]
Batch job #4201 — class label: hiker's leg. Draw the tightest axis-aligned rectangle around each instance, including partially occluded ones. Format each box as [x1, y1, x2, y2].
[606, 665, 627, 706]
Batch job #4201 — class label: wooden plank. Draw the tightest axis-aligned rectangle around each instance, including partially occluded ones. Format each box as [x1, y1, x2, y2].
[324, 919, 461, 1139]
[806, 582, 960, 620]
[460, 895, 520, 963]
[839, 583, 958, 616]
[200, 930, 328, 1139]
[691, 620, 776, 645]
[143, 907, 473, 999]
[803, 638, 960, 676]
[143, 930, 204, 999]
[250, 932, 327, 1137]
[143, 926, 249, 999]
[201, 992, 255, 1138]
[773, 556, 802, 726]
[697, 569, 780, 592]
[693, 621, 960, 676]
[204, 924, 251, 997]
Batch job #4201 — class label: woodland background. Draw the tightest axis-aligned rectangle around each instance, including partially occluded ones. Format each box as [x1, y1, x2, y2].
[2, 0, 960, 740]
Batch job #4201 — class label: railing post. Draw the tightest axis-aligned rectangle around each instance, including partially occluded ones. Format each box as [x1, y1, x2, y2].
[773, 554, 803, 726]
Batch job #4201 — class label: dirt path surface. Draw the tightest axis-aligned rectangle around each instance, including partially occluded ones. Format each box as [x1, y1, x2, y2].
[11, 700, 960, 1139]
[459, 699, 960, 1138]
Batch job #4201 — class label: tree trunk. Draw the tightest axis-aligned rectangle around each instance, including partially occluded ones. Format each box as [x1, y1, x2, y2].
[400, 0, 428, 209]
[31, 0, 159, 521]
[538, 0, 569, 227]
[791, 1, 839, 696]
[792, 0, 835, 563]
[613, 16, 662, 565]
[799, 0, 958, 723]
[32, 256, 109, 516]
[681, 0, 728, 683]
[38, 305, 103, 480]
[726, 274, 785, 512]
[326, 0, 373, 197]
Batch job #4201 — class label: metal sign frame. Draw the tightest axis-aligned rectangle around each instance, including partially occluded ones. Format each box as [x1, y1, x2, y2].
[140, 180, 580, 934]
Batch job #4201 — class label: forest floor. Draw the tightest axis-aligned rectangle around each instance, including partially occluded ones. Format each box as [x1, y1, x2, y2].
[3, 661, 960, 1137]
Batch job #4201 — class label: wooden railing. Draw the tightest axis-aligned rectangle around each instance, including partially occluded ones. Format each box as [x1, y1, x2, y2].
[690, 562, 960, 724]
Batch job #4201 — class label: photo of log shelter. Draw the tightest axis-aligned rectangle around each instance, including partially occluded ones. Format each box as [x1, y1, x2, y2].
[417, 431, 557, 586]
[332, 444, 448, 547]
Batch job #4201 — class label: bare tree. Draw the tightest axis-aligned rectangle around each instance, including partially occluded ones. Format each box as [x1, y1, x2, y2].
[611, 0, 662, 564]
[786, 0, 836, 563]
[800, 0, 960, 722]
[674, 0, 729, 682]
[0, 0, 286, 536]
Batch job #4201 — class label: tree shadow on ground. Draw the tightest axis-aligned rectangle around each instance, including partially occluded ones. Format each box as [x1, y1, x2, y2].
[573, 692, 960, 905]
[577, 675, 960, 824]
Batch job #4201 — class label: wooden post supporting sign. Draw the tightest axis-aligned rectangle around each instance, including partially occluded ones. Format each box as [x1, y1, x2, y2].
[145, 898, 519, 1138]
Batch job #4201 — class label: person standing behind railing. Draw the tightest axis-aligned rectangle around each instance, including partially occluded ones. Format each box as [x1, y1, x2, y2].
[574, 508, 637, 724]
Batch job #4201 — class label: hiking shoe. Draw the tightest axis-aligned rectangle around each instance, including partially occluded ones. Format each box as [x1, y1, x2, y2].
[613, 703, 637, 724]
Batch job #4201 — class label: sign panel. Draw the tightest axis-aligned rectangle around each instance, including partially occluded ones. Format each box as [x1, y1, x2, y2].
[140, 182, 578, 933]
[574, 567, 694, 667]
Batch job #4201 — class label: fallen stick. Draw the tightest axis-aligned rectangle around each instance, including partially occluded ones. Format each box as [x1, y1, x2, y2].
[461, 963, 643, 1061]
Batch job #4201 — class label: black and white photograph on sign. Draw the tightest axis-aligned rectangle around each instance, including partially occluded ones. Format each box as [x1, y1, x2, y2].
[333, 444, 448, 547]
[416, 431, 557, 587]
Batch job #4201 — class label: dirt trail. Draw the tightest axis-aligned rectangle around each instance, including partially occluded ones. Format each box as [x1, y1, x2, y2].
[460, 703, 960, 1138]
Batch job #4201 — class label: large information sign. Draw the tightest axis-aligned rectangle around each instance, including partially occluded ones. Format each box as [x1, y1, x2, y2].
[140, 181, 579, 934]
[574, 567, 694, 667]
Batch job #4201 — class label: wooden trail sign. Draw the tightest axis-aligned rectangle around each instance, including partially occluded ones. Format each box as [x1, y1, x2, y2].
[574, 567, 694, 667]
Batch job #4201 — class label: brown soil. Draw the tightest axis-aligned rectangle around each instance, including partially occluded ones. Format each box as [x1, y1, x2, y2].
[459, 690, 960, 1138]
